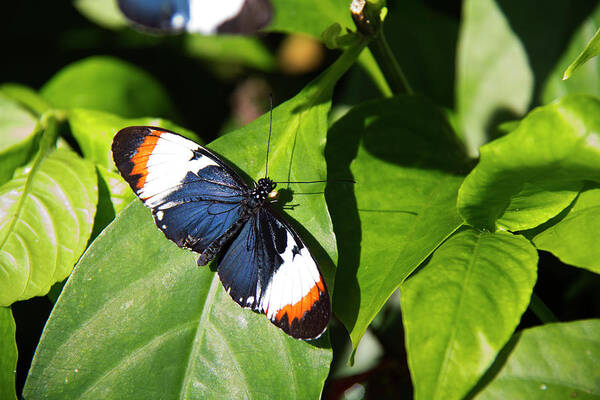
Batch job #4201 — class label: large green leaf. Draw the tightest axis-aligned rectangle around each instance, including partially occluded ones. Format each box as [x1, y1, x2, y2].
[401, 229, 538, 400]
[542, 3, 600, 103]
[0, 307, 17, 400]
[528, 185, 600, 274]
[458, 95, 600, 232]
[41, 56, 178, 119]
[326, 95, 467, 350]
[68, 108, 200, 169]
[0, 144, 97, 306]
[24, 202, 332, 399]
[0, 94, 39, 186]
[455, 0, 533, 156]
[24, 42, 366, 399]
[474, 319, 600, 399]
[268, 0, 353, 39]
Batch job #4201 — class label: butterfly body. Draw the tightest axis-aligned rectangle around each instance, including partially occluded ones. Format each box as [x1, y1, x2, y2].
[112, 126, 330, 339]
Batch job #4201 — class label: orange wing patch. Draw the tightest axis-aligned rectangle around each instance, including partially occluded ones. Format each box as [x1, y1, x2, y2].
[275, 278, 325, 326]
[129, 132, 162, 189]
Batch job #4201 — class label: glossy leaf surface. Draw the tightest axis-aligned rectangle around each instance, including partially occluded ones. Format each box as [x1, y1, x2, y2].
[0, 148, 97, 306]
[458, 95, 600, 231]
[401, 229, 538, 400]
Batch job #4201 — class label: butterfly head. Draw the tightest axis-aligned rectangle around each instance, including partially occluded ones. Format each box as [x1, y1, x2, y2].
[256, 177, 278, 202]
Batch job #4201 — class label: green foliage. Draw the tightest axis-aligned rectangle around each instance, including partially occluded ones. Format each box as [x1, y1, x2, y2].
[2, 0, 600, 398]
[0, 308, 17, 400]
[473, 320, 600, 398]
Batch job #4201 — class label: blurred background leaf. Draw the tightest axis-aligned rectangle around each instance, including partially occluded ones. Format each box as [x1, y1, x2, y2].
[0, 307, 17, 400]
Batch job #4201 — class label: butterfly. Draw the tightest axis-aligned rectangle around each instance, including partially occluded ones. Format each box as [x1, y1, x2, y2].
[117, 0, 272, 34]
[111, 126, 330, 339]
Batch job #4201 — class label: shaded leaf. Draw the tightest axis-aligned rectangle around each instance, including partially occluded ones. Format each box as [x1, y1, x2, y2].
[0, 94, 39, 185]
[458, 95, 600, 232]
[68, 108, 200, 169]
[0, 147, 97, 306]
[401, 229, 538, 400]
[474, 320, 600, 399]
[96, 164, 136, 214]
[41, 56, 178, 119]
[326, 95, 467, 350]
[542, 3, 600, 103]
[529, 185, 600, 274]
[0, 307, 17, 400]
[456, 0, 533, 156]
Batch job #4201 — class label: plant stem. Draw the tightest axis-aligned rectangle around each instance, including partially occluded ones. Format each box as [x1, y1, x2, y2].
[529, 293, 559, 324]
[368, 30, 413, 95]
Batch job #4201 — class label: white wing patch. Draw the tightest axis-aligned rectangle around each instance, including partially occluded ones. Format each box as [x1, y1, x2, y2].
[187, 0, 245, 33]
[138, 132, 218, 207]
[259, 230, 322, 321]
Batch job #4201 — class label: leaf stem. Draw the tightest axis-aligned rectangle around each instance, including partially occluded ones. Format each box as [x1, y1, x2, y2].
[529, 293, 558, 324]
[368, 30, 413, 95]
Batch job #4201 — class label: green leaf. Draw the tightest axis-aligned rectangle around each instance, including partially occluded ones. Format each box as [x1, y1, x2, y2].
[0, 94, 40, 185]
[96, 164, 136, 214]
[326, 95, 467, 350]
[74, 0, 128, 29]
[564, 26, 600, 80]
[0, 307, 17, 400]
[24, 42, 366, 398]
[528, 185, 600, 274]
[24, 202, 332, 399]
[401, 229, 538, 400]
[456, 0, 533, 156]
[41, 56, 178, 119]
[184, 35, 276, 72]
[474, 320, 600, 399]
[458, 95, 600, 232]
[542, 4, 600, 103]
[0, 83, 51, 116]
[68, 108, 200, 169]
[0, 145, 98, 306]
[268, 0, 354, 39]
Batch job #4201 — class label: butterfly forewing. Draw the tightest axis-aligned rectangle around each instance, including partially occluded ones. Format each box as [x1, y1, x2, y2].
[112, 126, 330, 339]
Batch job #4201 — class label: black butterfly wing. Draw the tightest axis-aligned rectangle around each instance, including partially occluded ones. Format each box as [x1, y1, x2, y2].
[218, 206, 330, 340]
[112, 126, 248, 262]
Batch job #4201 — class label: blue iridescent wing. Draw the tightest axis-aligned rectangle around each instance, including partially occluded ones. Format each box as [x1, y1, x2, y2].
[112, 126, 248, 263]
[218, 206, 330, 339]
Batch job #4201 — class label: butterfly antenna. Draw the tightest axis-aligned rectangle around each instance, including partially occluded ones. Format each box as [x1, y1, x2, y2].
[265, 94, 273, 178]
[275, 179, 356, 184]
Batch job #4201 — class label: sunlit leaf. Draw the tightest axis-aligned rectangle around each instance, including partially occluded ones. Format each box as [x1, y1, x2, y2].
[0, 307, 17, 400]
[0, 147, 97, 306]
[458, 95, 600, 231]
[41, 56, 178, 119]
[0, 94, 39, 186]
[401, 229, 538, 400]
[268, 0, 353, 39]
[528, 185, 600, 274]
[456, 0, 533, 156]
[24, 42, 367, 399]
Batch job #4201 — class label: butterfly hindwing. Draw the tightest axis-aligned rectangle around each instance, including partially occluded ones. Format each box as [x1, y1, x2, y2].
[117, 0, 272, 34]
[218, 206, 330, 339]
[112, 126, 248, 260]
